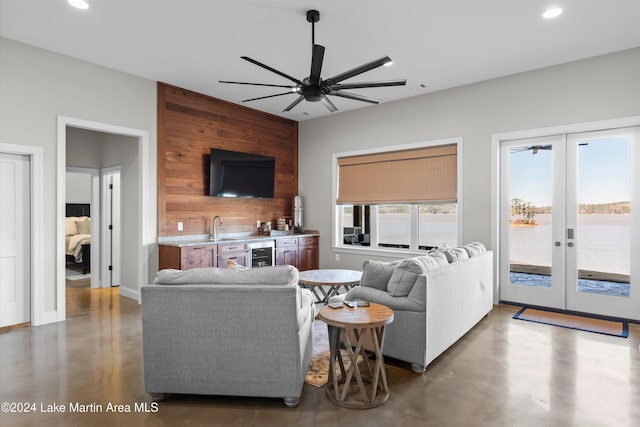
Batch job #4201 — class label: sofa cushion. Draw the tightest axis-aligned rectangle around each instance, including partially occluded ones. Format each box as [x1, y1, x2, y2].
[462, 242, 487, 257]
[360, 259, 401, 291]
[153, 265, 298, 286]
[438, 247, 469, 263]
[387, 255, 446, 297]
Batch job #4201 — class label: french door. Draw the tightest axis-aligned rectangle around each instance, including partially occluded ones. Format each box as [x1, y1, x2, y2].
[499, 127, 640, 320]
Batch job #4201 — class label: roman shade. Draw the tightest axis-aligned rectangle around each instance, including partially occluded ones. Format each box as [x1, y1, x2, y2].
[336, 144, 457, 205]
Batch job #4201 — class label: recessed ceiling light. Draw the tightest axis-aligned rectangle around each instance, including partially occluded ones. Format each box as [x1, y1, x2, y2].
[543, 7, 563, 19]
[68, 0, 89, 10]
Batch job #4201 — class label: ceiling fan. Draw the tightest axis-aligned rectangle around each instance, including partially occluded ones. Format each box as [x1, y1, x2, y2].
[219, 9, 407, 113]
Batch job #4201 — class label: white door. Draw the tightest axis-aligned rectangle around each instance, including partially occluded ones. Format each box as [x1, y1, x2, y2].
[565, 127, 640, 319]
[500, 127, 640, 320]
[102, 169, 121, 287]
[500, 135, 566, 309]
[0, 153, 31, 327]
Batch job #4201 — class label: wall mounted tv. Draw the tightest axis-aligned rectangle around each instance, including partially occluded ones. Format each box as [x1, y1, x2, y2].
[209, 148, 276, 198]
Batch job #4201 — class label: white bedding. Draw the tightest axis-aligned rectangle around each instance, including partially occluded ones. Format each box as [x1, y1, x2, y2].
[65, 216, 91, 263]
[66, 234, 91, 263]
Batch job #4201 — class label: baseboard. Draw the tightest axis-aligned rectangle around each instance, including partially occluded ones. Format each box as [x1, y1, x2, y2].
[40, 310, 61, 325]
[119, 286, 139, 302]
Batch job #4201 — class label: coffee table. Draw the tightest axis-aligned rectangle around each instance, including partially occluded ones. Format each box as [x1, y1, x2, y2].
[298, 269, 362, 304]
[318, 302, 394, 409]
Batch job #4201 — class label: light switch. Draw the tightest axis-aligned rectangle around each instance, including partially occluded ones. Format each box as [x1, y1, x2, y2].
[177, 222, 183, 231]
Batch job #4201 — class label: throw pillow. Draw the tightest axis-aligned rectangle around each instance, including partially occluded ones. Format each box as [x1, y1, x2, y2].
[426, 249, 449, 265]
[462, 242, 487, 257]
[438, 247, 469, 263]
[65, 218, 78, 236]
[387, 256, 444, 297]
[360, 259, 401, 291]
[226, 259, 249, 271]
[75, 217, 91, 235]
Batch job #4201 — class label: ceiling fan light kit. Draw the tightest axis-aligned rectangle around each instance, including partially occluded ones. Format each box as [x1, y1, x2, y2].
[219, 9, 406, 113]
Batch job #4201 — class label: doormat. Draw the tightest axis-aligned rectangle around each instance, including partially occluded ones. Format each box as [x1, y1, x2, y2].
[513, 307, 628, 338]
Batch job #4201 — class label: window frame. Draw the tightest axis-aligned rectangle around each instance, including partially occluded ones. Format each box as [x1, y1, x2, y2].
[332, 137, 463, 257]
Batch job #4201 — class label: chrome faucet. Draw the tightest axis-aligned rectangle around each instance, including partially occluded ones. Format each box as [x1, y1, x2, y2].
[211, 216, 223, 240]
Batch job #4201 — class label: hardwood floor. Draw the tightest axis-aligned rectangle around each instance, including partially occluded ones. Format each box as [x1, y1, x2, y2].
[1, 286, 639, 426]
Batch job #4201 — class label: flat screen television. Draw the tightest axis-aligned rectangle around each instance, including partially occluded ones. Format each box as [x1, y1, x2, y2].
[209, 148, 275, 198]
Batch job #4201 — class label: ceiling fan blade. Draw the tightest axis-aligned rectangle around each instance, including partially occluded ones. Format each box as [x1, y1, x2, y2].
[219, 80, 296, 89]
[242, 92, 293, 103]
[309, 44, 325, 85]
[241, 56, 304, 86]
[324, 56, 392, 85]
[283, 95, 305, 112]
[330, 91, 381, 104]
[321, 95, 338, 113]
[330, 79, 407, 90]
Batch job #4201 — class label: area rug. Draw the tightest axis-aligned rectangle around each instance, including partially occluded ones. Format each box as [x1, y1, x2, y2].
[513, 307, 628, 338]
[66, 268, 91, 281]
[305, 320, 362, 387]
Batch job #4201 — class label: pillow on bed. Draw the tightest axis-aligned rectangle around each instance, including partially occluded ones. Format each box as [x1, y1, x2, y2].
[75, 217, 91, 235]
[65, 218, 78, 236]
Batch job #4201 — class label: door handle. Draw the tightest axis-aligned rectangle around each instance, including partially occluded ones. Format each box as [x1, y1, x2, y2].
[554, 241, 561, 247]
[567, 242, 574, 248]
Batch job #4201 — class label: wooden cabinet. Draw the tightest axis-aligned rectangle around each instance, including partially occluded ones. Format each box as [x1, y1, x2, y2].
[298, 236, 319, 271]
[159, 244, 217, 270]
[159, 234, 318, 272]
[274, 235, 319, 271]
[217, 242, 249, 268]
[275, 237, 298, 268]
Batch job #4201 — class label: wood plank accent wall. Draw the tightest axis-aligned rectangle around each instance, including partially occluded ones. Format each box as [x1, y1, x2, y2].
[158, 82, 298, 237]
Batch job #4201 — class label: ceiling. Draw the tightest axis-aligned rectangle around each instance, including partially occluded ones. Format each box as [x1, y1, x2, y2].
[1, 0, 639, 121]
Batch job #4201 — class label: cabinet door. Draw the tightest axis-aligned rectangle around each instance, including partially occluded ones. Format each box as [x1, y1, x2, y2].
[298, 236, 319, 271]
[217, 252, 249, 268]
[182, 246, 216, 270]
[217, 243, 249, 268]
[276, 247, 299, 268]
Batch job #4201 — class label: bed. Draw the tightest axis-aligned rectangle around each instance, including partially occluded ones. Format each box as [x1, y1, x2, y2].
[65, 203, 91, 274]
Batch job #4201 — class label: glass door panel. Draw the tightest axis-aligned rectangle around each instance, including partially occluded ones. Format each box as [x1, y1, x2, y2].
[499, 135, 565, 309]
[566, 127, 639, 319]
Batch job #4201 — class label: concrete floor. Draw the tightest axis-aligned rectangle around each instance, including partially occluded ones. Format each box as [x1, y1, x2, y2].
[1, 284, 639, 427]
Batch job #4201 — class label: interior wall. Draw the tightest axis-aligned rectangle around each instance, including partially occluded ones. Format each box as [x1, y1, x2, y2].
[157, 83, 298, 237]
[65, 172, 91, 204]
[298, 48, 640, 271]
[0, 37, 157, 316]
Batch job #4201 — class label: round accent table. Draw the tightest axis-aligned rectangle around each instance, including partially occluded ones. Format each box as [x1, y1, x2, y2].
[318, 303, 394, 409]
[298, 269, 362, 304]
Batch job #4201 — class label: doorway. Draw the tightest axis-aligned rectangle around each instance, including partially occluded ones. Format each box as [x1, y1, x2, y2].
[56, 116, 150, 323]
[498, 126, 640, 320]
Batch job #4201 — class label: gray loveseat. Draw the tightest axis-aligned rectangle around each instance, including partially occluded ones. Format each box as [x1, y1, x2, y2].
[141, 265, 314, 407]
[341, 243, 493, 373]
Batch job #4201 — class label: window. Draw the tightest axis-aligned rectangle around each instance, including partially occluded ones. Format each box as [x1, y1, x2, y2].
[334, 139, 460, 253]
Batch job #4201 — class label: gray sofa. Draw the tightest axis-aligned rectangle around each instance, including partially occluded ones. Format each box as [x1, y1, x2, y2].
[342, 243, 493, 373]
[141, 265, 314, 407]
